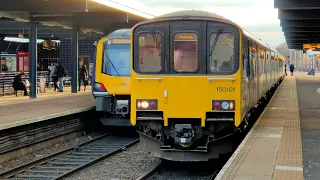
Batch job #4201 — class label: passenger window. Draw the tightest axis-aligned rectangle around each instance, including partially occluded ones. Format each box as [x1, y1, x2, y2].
[173, 33, 198, 72]
[209, 32, 234, 72]
[138, 32, 162, 72]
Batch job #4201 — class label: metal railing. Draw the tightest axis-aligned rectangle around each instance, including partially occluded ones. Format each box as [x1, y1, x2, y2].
[0, 71, 49, 96]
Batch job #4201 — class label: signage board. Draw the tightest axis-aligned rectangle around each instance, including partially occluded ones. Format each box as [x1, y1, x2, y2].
[303, 44, 320, 50]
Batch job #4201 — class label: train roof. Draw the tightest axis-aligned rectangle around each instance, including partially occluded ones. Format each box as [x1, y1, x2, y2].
[104, 28, 131, 38]
[154, 10, 231, 22]
[135, 10, 280, 54]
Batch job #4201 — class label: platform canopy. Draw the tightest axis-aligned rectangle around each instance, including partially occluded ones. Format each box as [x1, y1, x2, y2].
[275, 0, 320, 50]
[0, 0, 151, 39]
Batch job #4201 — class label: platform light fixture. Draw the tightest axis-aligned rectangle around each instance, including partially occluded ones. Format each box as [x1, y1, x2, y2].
[4, 37, 60, 43]
[91, 0, 155, 19]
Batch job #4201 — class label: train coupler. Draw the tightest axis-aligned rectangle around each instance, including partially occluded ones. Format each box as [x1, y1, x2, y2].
[171, 124, 194, 145]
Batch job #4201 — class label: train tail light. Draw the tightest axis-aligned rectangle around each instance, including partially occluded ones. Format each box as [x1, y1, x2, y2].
[212, 100, 235, 111]
[93, 82, 107, 92]
[137, 99, 158, 110]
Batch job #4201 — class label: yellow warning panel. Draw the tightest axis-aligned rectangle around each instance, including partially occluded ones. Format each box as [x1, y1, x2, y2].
[139, 37, 145, 46]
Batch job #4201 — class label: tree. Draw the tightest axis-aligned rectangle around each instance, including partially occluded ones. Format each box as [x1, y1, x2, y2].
[275, 42, 290, 58]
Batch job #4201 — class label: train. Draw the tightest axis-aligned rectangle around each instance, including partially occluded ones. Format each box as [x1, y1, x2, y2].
[92, 28, 132, 126]
[130, 10, 285, 161]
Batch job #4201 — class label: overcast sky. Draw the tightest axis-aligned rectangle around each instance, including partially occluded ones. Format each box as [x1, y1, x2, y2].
[131, 0, 285, 47]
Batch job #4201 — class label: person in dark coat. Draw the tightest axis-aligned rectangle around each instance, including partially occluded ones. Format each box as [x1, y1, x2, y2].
[13, 72, 28, 96]
[2, 64, 8, 72]
[78, 61, 88, 91]
[289, 63, 295, 76]
[284, 64, 287, 76]
[53, 62, 66, 92]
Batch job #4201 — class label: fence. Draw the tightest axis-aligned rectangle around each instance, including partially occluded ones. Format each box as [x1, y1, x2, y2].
[0, 71, 49, 96]
[0, 71, 90, 96]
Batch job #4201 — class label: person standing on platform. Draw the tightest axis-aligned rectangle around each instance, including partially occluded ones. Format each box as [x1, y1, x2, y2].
[48, 62, 56, 79]
[78, 60, 88, 91]
[289, 63, 295, 76]
[284, 64, 287, 76]
[53, 62, 66, 92]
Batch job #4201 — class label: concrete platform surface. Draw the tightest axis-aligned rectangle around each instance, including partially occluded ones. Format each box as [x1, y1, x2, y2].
[0, 91, 95, 131]
[215, 75, 304, 180]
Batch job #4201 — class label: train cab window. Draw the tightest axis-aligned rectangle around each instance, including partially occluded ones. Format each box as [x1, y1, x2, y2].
[102, 39, 130, 76]
[138, 32, 162, 72]
[209, 32, 234, 73]
[173, 33, 198, 72]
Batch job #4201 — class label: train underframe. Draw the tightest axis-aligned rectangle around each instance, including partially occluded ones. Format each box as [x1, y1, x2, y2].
[137, 118, 237, 161]
[136, 76, 285, 162]
[96, 95, 132, 126]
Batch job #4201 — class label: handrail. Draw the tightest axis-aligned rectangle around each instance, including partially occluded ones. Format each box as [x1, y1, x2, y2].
[0, 71, 50, 96]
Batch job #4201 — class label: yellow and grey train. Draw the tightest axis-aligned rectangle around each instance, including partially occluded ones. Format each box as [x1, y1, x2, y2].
[92, 28, 132, 126]
[130, 10, 285, 161]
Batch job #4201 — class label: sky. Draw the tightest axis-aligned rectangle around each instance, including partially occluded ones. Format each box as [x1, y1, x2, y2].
[96, 0, 285, 47]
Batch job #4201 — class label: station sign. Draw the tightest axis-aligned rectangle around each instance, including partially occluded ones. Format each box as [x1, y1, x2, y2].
[303, 44, 320, 50]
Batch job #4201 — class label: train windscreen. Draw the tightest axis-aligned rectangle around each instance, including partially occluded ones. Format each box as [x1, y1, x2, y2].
[102, 39, 130, 76]
[133, 21, 239, 75]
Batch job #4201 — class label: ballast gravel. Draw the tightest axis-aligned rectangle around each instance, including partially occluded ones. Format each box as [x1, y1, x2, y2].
[0, 131, 103, 174]
[64, 144, 161, 180]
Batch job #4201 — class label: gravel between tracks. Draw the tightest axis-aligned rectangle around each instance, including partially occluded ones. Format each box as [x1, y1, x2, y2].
[64, 144, 161, 180]
[0, 131, 103, 174]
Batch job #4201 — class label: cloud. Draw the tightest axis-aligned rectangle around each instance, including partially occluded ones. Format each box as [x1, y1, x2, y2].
[241, 23, 282, 32]
[131, 0, 284, 46]
[250, 32, 285, 47]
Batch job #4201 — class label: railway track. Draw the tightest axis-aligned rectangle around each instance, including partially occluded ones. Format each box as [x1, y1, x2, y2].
[137, 160, 220, 180]
[0, 133, 139, 180]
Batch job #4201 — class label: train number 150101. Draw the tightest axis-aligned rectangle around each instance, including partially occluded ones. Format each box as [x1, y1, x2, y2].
[216, 87, 235, 92]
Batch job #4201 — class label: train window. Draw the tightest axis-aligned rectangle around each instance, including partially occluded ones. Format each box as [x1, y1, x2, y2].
[138, 32, 162, 72]
[209, 32, 234, 73]
[173, 33, 198, 72]
[102, 42, 130, 76]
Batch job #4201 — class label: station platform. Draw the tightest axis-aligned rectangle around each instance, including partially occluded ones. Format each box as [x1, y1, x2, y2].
[0, 87, 95, 130]
[215, 72, 319, 180]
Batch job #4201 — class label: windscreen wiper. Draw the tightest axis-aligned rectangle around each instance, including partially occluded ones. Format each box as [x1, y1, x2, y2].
[209, 28, 223, 57]
[105, 52, 120, 76]
[149, 28, 163, 56]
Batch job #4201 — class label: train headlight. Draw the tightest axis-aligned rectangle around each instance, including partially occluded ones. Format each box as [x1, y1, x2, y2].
[141, 101, 149, 108]
[212, 100, 235, 111]
[136, 99, 158, 110]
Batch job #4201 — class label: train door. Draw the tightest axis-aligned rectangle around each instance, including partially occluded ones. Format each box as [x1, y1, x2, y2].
[261, 48, 267, 95]
[254, 43, 259, 105]
[257, 46, 263, 98]
[241, 37, 250, 119]
[266, 49, 270, 91]
[249, 40, 258, 106]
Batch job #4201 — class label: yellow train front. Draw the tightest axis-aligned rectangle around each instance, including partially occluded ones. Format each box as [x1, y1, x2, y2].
[130, 10, 285, 161]
[92, 29, 132, 126]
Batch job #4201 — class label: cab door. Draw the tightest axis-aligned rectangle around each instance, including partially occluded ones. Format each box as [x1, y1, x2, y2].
[161, 21, 207, 119]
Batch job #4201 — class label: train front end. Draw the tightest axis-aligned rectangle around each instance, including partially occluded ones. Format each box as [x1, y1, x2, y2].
[130, 11, 243, 161]
[93, 29, 132, 126]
